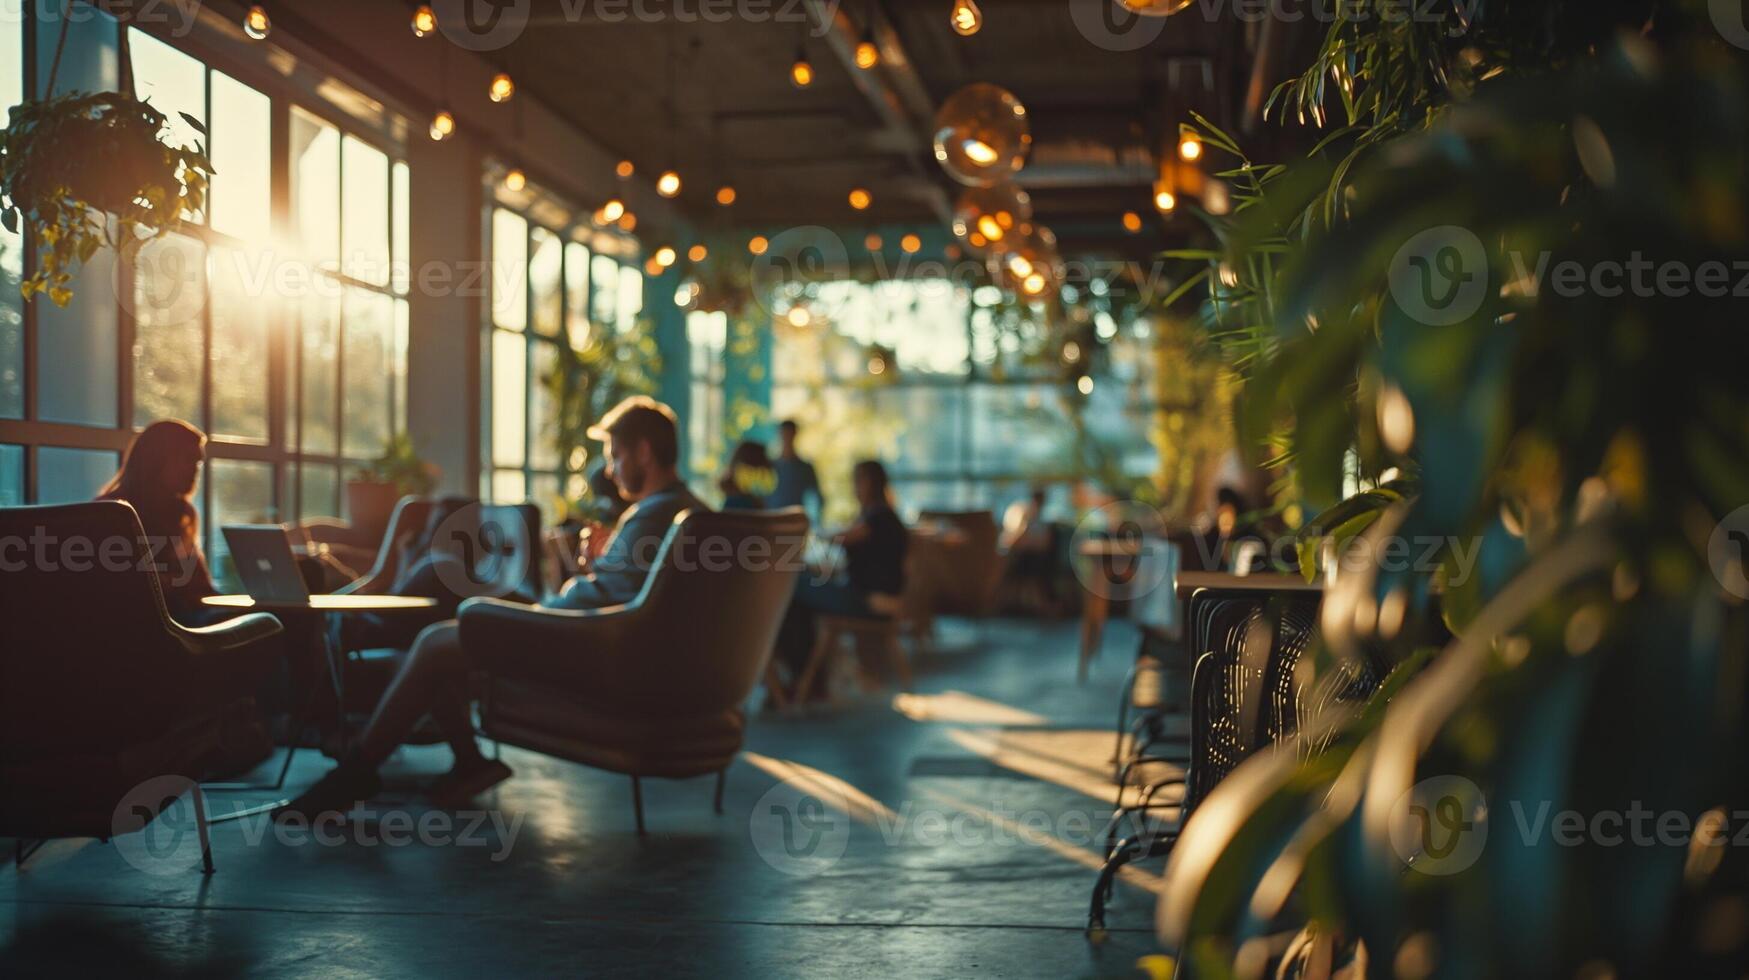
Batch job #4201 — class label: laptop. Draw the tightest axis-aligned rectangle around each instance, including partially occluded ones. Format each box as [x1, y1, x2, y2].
[222, 525, 311, 604]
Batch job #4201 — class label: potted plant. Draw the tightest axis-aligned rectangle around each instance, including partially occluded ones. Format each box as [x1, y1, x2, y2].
[347, 433, 438, 542]
[0, 22, 213, 306]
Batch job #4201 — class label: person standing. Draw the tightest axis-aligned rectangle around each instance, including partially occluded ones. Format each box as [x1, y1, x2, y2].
[768, 419, 823, 521]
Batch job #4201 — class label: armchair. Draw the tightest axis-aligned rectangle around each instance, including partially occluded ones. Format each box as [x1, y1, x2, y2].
[458, 508, 809, 834]
[0, 502, 284, 872]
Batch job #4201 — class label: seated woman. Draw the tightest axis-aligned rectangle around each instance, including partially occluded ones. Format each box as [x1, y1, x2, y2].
[97, 419, 220, 624]
[718, 440, 775, 511]
[774, 460, 908, 693]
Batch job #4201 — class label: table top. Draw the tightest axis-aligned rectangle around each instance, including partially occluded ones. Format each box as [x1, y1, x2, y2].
[1174, 571, 1323, 597]
[202, 594, 440, 613]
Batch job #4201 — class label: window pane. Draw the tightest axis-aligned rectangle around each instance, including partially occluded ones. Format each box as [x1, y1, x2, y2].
[564, 242, 591, 348]
[530, 340, 558, 470]
[132, 232, 206, 428]
[37, 447, 118, 504]
[687, 310, 726, 378]
[616, 265, 643, 332]
[342, 288, 394, 458]
[530, 472, 560, 526]
[298, 291, 340, 454]
[393, 298, 410, 435]
[392, 161, 410, 294]
[291, 108, 340, 273]
[0, 445, 22, 506]
[1, 25, 21, 419]
[491, 330, 527, 467]
[341, 135, 390, 286]
[591, 255, 618, 326]
[208, 458, 275, 590]
[295, 463, 340, 520]
[529, 226, 562, 336]
[969, 384, 1076, 477]
[37, 6, 117, 101]
[210, 245, 270, 441]
[129, 29, 205, 178]
[492, 209, 528, 331]
[36, 248, 118, 426]
[491, 469, 526, 505]
[210, 72, 272, 244]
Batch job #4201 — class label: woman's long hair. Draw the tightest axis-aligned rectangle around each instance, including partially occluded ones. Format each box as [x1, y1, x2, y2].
[99, 419, 205, 535]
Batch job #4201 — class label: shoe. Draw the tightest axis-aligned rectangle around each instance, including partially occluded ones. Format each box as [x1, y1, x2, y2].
[274, 762, 382, 824]
[427, 759, 514, 808]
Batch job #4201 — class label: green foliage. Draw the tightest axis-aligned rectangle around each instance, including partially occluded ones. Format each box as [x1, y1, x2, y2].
[0, 90, 213, 306]
[351, 433, 437, 497]
[542, 315, 662, 515]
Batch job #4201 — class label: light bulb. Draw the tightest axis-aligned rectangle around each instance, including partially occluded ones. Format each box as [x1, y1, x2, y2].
[848, 188, 871, 210]
[1122, 211, 1142, 233]
[967, 232, 987, 248]
[617, 211, 636, 232]
[962, 139, 998, 165]
[616, 159, 635, 179]
[429, 110, 455, 141]
[644, 257, 664, 276]
[855, 37, 880, 70]
[791, 56, 814, 88]
[976, 214, 1004, 241]
[950, 0, 982, 35]
[749, 235, 769, 255]
[489, 73, 515, 102]
[900, 233, 921, 254]
[654, 246, 676, 268]
[1154, 187, 1176, 212]
[243, 5, 271, 39]
[688, 244, 708, 262]
[715, 185, 736, 206]
[1022, 272, 1045, 295]
[1178, 135, 1203, 162]
[503, 168, 526, 191]
[865, 233, 882, 250]
[1007, 254, 1033, 278]
[1077, 375, 1094, 395]
[656, 170, 681, 197]
[787, 307, 811, 328]
[602, 198, 626, 222]
[411, 5, 437, 36]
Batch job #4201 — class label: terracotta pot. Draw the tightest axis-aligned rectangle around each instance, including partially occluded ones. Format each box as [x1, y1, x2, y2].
[344, 480, 403, 546]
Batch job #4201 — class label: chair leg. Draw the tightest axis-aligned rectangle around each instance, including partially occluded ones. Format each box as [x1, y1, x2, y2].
[714, 769, 726, 815]
[630, 775, 646, 837]
[762, 663, 790, 710]
[190, 785, 215, 875]
[793, 627, 838, 704]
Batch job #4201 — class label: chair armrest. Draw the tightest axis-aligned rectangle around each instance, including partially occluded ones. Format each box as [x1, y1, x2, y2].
[457, 597, 644, 695]
[170, 612, 284, 655]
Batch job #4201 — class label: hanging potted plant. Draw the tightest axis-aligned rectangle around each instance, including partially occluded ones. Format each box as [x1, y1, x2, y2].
[0, 16, 213, 306]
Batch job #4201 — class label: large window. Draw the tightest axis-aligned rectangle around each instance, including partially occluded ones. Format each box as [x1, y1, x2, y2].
[687, 310, 727, 482]
[485, 205, 640, 520]
[1, 15, 410, 589]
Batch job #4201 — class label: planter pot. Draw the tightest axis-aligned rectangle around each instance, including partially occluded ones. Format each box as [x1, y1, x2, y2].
[344, 479, 403, 546]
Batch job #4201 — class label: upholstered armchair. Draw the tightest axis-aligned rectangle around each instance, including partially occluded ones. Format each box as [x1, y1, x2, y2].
[457, 508, 809, 834]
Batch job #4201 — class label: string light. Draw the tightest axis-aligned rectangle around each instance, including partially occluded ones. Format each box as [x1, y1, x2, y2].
[1153, 186, 1177, 212]
[787, 307, 811, 328]
[855, 33, 880, 69]
[429, 110, 455, 141]
[949, 0, 982, 35]
[602, 198, 626, 222]
[617, 211, 636, 232]
[1178, 134, 1203, 162]
[1122, 211, 1143, 233]
[489, 72, 515, 102]
[656, 170, 681, 197]
[849, 188, 871, 210]
[243, 4, 271, 40]
[503, 168, 526, 192]
[654, 246, 677, 268]
[616, 159, 635, 179]
[900, 233, 921, 254]
[791, 49, 814, 88]
[688, 244, 708, 262]
[865, 233, 883, 250]
[749, 235, 769, 255]
[411, 5, 437, 37]
[715, 185, 737, 206]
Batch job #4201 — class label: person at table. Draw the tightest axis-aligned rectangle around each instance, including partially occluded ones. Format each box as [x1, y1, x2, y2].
[719, 439, 776, 511]
[768, 419, 824, 522]
[96, 419, 219, 624]
[1001, 485, 1059, 612]
[279, 397, 706, 820]
[772, 460, 908, 696]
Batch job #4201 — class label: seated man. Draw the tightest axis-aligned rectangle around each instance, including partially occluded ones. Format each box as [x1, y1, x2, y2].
[280, 397, 705, 820]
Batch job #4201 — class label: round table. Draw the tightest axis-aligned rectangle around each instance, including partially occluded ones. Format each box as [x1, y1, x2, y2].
[202, 594, 439, 613]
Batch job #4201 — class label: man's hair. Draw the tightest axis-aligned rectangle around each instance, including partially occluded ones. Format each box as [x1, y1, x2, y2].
[587, 396, 679, 467]
[778, 419, 799, 436]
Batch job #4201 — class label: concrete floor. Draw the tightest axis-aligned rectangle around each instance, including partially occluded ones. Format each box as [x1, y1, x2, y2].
[2, 619, 1172, 978]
